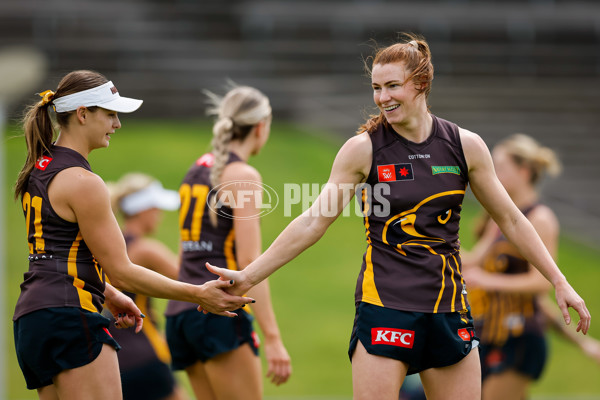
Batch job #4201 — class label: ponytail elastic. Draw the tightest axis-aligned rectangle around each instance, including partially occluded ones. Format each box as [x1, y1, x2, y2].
[38, 90, 55, 107]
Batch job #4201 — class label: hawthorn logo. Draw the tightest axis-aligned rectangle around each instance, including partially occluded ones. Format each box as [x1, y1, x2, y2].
[35, 156, 52, 171]
[371, 328, 415, 348]
[432, 166, 461, 175]
[377, 163, 414, 182]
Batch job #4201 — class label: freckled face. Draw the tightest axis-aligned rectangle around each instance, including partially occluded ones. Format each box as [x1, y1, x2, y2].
[371, 62, 423, 126]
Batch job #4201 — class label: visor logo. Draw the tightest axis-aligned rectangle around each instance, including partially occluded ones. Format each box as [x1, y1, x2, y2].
[371, 328, 415, 348]
[110, 86, 118, 94]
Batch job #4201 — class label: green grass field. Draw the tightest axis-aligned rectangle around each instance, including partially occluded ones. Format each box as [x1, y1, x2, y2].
[3, 119, 600, 399]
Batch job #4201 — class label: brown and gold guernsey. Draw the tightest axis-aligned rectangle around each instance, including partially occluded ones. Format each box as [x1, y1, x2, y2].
[13, 145, 106, 321]
[356, 115, 469, 313]
[469, 205, 545, 345]
[165, 152, 241, 316]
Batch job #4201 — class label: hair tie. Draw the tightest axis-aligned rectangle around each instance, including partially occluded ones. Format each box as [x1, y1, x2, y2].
[38, 90, 55, 106]
[408, 40, 419, 49]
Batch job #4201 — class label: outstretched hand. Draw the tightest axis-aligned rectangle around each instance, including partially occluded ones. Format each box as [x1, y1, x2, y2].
[195, 271, 254, 317]
[555, 280, 591, 334]
[205, 262, 249, 296]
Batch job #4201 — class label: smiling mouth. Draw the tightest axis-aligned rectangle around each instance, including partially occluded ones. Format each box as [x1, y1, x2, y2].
[384, 104, 400, 112]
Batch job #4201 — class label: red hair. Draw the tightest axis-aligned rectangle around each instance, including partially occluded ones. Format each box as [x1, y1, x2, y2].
[357, 33, 434, 135]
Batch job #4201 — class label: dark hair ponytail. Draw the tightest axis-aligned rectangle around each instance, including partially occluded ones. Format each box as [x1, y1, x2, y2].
[14, 100, 55, 200]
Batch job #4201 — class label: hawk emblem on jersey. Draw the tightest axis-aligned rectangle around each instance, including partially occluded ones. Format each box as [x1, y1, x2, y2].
[382, 190, 465, 256]
[381, 190, 467, 312]
[377, 163, 414, 182]
[35, 156, 53, 171]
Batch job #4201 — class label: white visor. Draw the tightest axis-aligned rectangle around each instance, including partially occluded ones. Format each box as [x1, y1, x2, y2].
[53, 81, 143, 113]
[119, 182, 180, 216]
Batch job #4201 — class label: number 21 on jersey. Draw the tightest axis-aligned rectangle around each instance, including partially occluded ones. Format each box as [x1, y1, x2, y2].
[22, 192, 45, 253]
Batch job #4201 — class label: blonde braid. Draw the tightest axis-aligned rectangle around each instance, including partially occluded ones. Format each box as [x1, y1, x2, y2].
[209, 116, 235, 188]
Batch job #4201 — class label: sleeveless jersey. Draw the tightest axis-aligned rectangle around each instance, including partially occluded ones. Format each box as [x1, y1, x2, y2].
[13, 145, 106, 320]
[165, 152, 241, 316]
[108, 234, 171, 370]
[469, 205, 545, 345]
[356, 115, 469, 313]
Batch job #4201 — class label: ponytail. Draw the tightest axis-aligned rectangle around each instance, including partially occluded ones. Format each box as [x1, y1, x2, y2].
[14, 96, 56, 200]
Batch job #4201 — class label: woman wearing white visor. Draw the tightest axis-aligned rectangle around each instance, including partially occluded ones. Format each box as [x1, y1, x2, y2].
[13, 70, 252, 400]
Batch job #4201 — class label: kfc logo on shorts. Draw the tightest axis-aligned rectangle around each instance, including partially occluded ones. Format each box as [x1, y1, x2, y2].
[371, 328, 415, 348]
[457, 328, 473, 341]
[35, 156, 53, 171]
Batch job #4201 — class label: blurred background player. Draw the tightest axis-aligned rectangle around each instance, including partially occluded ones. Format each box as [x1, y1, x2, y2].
[107, 172, 188, 400]
[165, 84, 292, 400]
[463, 134, 600, 400]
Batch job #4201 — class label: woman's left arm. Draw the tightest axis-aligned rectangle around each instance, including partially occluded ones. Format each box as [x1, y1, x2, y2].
[460, 128, 590, 333]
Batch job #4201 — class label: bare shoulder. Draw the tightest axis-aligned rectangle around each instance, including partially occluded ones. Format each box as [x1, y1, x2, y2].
[333, 132, 372, 180]
[459, 127, 488, 154]
[51, 166, 106, 203]
[528, 204, 560, 234]
[128, 237, 173, 264]
[341, 132, 372, 156]
[221, 161, 261, 183]
[458, 127, 492, 172]
[48, 167, 109, 222]
[54, 167, 105, 191]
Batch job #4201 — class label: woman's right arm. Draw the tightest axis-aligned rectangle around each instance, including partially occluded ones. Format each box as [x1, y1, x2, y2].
[207, 132, 373, 295]
[50, 167, 252, 316]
